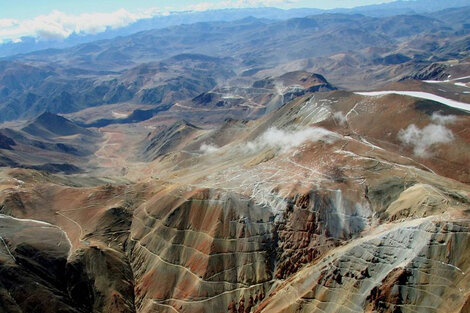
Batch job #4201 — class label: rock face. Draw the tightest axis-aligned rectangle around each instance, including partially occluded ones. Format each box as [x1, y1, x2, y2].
[142, 120, 202, 161]
[401, 62, 449, 81]
[0, 86, 470, 313]
[255, 219, 470, 313]
[130, 188, 275, 313]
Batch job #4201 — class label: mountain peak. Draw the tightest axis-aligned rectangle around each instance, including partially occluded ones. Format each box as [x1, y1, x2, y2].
[36, 111, 68, 123]
[22, 112, 93, 138]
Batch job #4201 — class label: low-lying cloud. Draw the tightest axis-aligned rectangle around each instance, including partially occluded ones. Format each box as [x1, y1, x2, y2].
[430, 112, 457, 125]
[0, 9, 158, 42]
[333, 111, 347, 126]
[247, 127, 338, 152]
[0, 0, 297, 43]
[200, 143, 219, 154]
[398, 112, 456, 157]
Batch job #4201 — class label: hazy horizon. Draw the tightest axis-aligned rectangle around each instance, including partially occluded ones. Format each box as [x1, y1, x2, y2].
[1, 0, 400, 19]
[0, 0, 400, 43]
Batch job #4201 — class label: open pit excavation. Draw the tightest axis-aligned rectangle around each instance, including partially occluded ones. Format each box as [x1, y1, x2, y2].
[1, 1, 470, 313]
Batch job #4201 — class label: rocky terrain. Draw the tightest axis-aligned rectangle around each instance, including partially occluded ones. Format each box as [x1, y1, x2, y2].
[1, 76, 469, 312]
[2, 6, 470, 122]
[0, 3, 470, 313]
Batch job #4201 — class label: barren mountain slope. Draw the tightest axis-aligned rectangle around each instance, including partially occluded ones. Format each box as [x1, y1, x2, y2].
[1, 83, 469, 312]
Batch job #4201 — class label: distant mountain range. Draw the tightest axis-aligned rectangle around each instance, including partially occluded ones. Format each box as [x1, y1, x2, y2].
[1, 0, 470, 57]
[1, 4, 469, 123]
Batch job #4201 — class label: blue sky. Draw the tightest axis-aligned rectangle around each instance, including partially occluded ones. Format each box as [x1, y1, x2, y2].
[0, 1, 397, 19]
[0, 0, 397, 42]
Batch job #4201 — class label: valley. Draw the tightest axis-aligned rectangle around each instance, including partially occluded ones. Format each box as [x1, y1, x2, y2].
[0, 1, 470, 313]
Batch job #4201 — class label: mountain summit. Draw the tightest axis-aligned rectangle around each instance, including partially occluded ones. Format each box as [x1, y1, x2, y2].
[22, 112, 94, 138]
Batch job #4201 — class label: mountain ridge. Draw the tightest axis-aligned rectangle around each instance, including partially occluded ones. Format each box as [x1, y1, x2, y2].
[1, 9, 469, 122]
[1, 0, 470, 57]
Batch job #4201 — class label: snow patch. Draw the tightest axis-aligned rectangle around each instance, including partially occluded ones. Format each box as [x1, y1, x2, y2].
[356, 91, 470, 112]
[455, 82, 469, 88]
[423, 80, 449, 84]
[453, 75, 470, 81]
[112, 111, 128, 118]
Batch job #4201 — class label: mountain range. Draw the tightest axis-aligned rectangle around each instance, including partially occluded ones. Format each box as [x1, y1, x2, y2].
[1, 6, 470, 123]
[1, 0, 470, 57]
[0, 2, 470, 313]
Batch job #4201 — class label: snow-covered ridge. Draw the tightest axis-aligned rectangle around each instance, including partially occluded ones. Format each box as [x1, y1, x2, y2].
[355, 91, 470, 113]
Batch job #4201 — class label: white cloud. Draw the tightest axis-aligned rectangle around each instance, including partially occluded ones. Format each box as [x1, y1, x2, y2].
[200, 143, 219, 154]
[246, 127, 338, 153]
[0, 19, 18, 28]
[430, 112, 457, 125]
[333, 111, 347, 126]
[398, 122, 454, 158]
[0, 8, 164, 42]
[0, 0, 297, 42]
[200, 127, 337, 155]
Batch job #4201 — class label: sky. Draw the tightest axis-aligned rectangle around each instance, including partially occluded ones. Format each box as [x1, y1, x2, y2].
[0, 0, 397, 42]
